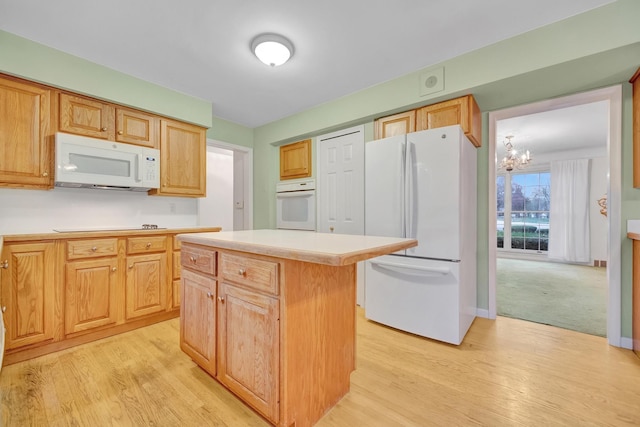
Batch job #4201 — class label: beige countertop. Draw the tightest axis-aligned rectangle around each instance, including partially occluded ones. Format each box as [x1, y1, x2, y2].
[178, 229, 418, 266]
[2, 226, 221, 242]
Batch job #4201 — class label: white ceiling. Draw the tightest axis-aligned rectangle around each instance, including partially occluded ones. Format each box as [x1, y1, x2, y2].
[0, 0, 615, 129]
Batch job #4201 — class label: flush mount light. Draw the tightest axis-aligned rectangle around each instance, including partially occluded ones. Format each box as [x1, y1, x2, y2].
[251, 33, 294, 67]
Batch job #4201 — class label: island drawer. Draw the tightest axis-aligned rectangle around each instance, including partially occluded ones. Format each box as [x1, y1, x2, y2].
[127, 236, 167, 254]
[181, 244, 216, 275]
[67, 238, 118, 260]
[219, 252, 279, 295]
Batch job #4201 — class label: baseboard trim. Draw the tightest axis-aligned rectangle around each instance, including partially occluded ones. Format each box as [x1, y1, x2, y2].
[619, 336, 633, 350]
[476, 308, 490, 319]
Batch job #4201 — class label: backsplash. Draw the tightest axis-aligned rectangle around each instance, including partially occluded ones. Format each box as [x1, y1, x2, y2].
[0, 187, 198, 234]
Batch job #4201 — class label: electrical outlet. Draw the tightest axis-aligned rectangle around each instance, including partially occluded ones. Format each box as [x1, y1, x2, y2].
[419, 67, 444, 97]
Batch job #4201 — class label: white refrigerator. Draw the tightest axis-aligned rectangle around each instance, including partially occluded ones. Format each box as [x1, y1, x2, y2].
[364, 125, 477, 345]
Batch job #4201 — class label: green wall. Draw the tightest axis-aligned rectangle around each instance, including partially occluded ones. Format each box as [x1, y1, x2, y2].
[250, 0, 640, 339]
[1, 1, 639, 339]
[0, 30, 213, 127]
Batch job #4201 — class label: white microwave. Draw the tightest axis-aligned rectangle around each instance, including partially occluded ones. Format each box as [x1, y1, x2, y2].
[276, 179, 316, 231]
[55, 132, 160, 191]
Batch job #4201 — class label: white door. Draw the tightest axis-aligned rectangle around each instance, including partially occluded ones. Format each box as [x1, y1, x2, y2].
[317, 125, 365, 304]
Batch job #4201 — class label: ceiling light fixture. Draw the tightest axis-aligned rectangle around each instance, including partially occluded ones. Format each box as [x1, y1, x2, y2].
[251, 33, 294, 67]
[499, 135, 532, 172]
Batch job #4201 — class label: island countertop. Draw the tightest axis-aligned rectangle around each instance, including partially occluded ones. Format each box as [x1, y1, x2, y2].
[177, 229, 417, 266]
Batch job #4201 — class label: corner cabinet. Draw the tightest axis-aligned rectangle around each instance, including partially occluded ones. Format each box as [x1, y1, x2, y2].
[0, 241, 60, 350]
[149, 119, 206, 197]
[0, 75, 54, 189]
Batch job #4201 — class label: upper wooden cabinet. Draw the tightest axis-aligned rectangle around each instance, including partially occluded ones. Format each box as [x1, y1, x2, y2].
[416, 95, 481, 147]
[280, 139, 312, 180]
[631, 68, 640, 188]
[59, 93, 160, 148]
[374, 95, 482, 147]
[149, 119, 206, 197]
[59, 93, 116, 140]
[0, 75, 54, 189]
[374, 110, 416, 139]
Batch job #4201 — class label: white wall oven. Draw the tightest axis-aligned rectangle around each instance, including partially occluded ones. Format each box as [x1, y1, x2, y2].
[276, 179, 316, 231]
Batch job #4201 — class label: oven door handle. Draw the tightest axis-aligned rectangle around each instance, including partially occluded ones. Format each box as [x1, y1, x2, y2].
[276, 190, 315, 198]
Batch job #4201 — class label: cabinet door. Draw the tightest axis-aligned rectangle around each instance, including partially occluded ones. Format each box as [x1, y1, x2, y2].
[416, 95, 481, 147]
[0, 242, 57, 350]
[0, 76, 53, 188]
[374, 111, 416, 139]
[218, 282, 279, 423]
[115, 107, 160, 148]
[280, 139, 311, 180]
[65, 258, 118, 334]
[125, 253, 167, 319]
[180, 269, 216, 374]
[59, 93, 115, 140]
[151, 119, 206, 197]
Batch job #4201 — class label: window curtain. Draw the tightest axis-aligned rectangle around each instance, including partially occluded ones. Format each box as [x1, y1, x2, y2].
[548, 159, 591, 263]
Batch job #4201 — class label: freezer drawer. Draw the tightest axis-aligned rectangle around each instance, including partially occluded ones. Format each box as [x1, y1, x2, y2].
[364, 255, 475, 345]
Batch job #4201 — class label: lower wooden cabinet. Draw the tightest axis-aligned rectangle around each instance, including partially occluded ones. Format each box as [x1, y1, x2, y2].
[65, 257, 119, 334]
[180, 268, 217, 375]
[125, 253, 167, 320]
[217, 282, 279, 422]
[0, 241, 58, 350]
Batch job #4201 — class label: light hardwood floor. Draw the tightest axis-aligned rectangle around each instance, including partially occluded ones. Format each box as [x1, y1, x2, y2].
[2, 309, 640, 426]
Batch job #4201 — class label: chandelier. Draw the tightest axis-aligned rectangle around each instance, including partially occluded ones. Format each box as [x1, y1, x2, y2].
[499, 135, 532, 172]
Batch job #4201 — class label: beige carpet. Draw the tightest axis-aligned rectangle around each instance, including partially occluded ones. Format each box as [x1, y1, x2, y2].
[496, 258, 607, 337]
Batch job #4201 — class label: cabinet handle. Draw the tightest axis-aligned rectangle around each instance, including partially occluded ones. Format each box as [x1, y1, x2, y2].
[91, 246, 97, 252]
[1, 260, 8, 269]
[1, 306, 6, 313]
[111, 267, 117, 272]
[238, 268, 246, 276]
[128, 264, 133, 269]
[118, 131, 123, 135]
[217, 296, 225, 303]
[42, 172, 49, 177]
[206, 292, 214, 299]
[189, 256, 197, 263]
[146, 242, 152, 248]
[101, 127, 107, 131]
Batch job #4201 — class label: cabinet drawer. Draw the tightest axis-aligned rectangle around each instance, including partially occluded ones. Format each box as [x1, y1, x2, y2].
[220, 253, 279, 295]
[181, 245, 216, 275]
[173, 235, 182, 250]
[127, 236, 167, 254]
[67, 238, 118, 260]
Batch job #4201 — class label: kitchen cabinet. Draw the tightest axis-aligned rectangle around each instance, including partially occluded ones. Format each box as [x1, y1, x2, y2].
[374, 110, 416, 139]
[217, 282, 279, 422]
[416, 95, 481, 147]
[631, 67, 640, 188]
[0, 241, 59, 350]
[0, 75, 54, 189]
[171, 235, 182, 308]
[180, 243, 218, 375]
[150, 119, 206, 197]
[280, 139, 312, 180]
[125, 236, 168, 320]
[65, 238, 119, 334]
[59, 93, 116, 140]
[59, 93, 160, 148]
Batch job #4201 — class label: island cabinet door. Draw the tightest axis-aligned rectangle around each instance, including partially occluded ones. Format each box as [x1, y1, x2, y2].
[217, 282, 279, 424]
[180, 268, 217, 375]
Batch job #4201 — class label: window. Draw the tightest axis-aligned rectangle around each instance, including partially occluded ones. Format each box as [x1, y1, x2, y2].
[497, 171, 550, 252]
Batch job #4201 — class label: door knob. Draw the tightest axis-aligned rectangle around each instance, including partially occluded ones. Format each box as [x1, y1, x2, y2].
[329, 226, 334, 232]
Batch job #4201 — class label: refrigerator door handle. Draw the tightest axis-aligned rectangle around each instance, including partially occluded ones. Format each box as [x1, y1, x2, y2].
[369, 259, 450, 275]
[404, 141, 415, 238]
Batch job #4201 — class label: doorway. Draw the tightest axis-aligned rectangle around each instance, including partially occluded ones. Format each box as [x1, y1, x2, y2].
[487, 85, 622, 345]
[198, 140, 253, 231]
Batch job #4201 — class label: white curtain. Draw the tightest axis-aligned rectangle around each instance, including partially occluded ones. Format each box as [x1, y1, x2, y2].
[548, 159, 591, 263]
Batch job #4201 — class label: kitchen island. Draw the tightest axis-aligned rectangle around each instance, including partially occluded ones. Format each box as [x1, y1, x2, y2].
[177, 229, 417, 427]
